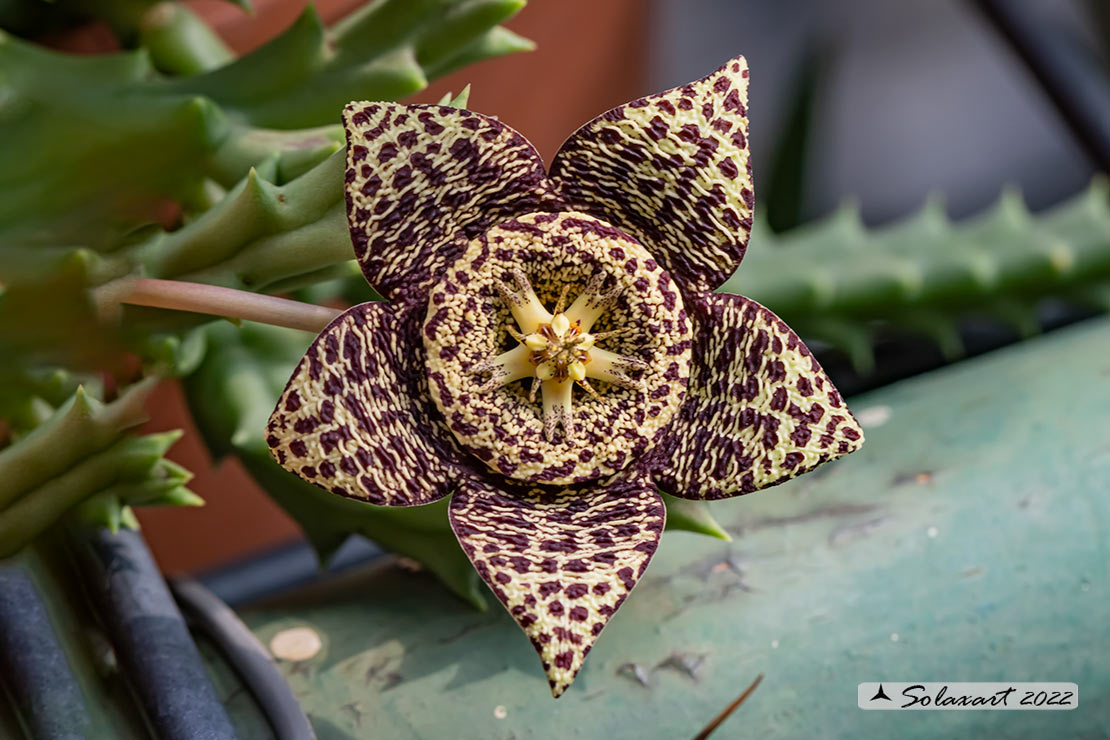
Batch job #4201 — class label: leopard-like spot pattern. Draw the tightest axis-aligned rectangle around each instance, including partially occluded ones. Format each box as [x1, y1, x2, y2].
[551, 56, 754, 296]
[652, 293, 864, 499]
[267, 301, 471, 506]
[343, 102, 555, 303]
[448, 472, 665, 697]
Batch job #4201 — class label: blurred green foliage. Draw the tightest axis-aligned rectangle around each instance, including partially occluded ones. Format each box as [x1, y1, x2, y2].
[0, 0, 532, 560]
[724, 179, 1110, 374]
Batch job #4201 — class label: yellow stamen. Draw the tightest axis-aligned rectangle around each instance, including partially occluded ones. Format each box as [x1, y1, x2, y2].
[542, 379, 573, 441]
[525, 333, 549, 351]
[494, 268, 552, 333]
[550, 313, 571, 337]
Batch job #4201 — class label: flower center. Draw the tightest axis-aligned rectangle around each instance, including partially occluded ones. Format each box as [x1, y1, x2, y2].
[422, 211, 691, 485]
[524, 313, 591, 383]
[472, 270, 649, 442]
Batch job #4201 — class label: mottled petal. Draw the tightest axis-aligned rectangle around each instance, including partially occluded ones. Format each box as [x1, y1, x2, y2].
[267, 301, 471, 506]
[550, 55, 754, 295]
[652, 293, 864, 500]
[343, 102, 552, 303]
[448, 473, 665, 697]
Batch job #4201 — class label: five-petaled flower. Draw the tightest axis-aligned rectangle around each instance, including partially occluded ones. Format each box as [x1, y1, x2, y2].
[267, 54, 864, 698]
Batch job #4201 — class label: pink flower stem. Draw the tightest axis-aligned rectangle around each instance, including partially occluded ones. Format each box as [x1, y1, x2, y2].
[96, 277, 341, 333]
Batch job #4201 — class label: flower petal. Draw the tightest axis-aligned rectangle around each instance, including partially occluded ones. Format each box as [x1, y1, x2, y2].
[267, 301, 472, 506]
[343, 102, 552, 303]
[550, 55, 754, 295]
[448, 473, 665, 697]
[652, 293, 864, 500]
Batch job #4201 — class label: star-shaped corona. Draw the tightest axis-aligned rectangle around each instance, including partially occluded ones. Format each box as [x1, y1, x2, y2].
[472, 268, 649, 441]
[266, 54, 865, 698]
[422, 211, 691, 485]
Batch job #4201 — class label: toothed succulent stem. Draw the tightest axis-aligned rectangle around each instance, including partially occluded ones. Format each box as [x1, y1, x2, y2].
[138, 3, 236, 76]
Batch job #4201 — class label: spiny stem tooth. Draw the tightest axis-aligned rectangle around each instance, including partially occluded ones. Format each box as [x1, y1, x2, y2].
[528, 377, 541, 403]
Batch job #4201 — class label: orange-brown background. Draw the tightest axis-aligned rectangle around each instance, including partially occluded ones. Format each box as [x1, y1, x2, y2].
[137, 0, 649, 573]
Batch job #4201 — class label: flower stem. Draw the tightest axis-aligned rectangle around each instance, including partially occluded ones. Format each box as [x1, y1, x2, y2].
[95, 277, 342, 334]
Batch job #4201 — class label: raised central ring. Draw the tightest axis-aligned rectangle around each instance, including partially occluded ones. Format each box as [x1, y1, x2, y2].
[423, 211, 692, 485]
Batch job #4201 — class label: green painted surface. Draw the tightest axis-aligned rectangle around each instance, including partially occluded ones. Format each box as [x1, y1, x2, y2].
[233, 317, 1110, 738]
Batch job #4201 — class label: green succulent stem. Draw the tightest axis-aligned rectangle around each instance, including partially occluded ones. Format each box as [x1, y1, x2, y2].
[94, 277, 342, 333]
[0, 431, 183, 558]
[138, 3, 236, 76]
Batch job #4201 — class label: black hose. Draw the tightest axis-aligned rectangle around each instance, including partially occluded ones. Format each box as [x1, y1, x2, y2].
[0, 566, 90, 740]
[972, 0, 1110, 172]
[74, 528, 238, 740]
[170, 578, 316, 740]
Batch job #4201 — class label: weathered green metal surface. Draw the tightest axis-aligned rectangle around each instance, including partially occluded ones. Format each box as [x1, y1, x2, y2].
[231, 316, 1110, 738]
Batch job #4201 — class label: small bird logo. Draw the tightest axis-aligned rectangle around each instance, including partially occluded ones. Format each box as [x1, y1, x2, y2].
[870, 684, 893, 702]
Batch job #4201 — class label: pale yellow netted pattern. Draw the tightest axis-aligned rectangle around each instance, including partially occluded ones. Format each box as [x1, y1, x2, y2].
[448, 474, 665, 697]
[423, 211, 691, 485]
[343, 101, 550, 303]
[653, 294, 864, 499]
[267, 301, 467, 506]
[551, 55, 754, 295]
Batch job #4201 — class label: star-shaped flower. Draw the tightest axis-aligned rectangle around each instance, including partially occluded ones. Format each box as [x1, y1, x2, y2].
[266, 55, 864, 697]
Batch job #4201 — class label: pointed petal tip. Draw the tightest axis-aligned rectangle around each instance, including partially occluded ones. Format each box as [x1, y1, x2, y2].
[549, 678, 571, 699]
[656, 293, 864, 500]
[550, 50, 754, 293]
[448, 477, 665, 698]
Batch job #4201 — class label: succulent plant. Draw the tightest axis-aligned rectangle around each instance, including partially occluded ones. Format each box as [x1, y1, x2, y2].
[262, 55, 864, 697]
[0, 379, 197, 557]
[1, 0, 1107, 700]
[726, 177, 1110, 374]
[0, 0, 532, 547]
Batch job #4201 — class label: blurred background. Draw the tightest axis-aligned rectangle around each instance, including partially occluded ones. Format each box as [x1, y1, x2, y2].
[1, 1, 1107, 734]
[31, 0, 1104, 584]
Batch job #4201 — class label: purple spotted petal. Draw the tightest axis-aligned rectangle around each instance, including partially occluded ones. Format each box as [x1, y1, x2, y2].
[652, 293, 864, 500]
[448, 473, 665, 697]
[550, 55, 754, 295]
[343, 102, 555, 304]
[267, 301, 473, 506]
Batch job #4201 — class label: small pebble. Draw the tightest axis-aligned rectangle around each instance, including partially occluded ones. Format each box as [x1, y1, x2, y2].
[269, 627, 322, 661]
[856, 405, 892, 429]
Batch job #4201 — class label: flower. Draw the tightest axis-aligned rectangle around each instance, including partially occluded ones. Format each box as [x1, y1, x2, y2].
[266, 54, 864, 697]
